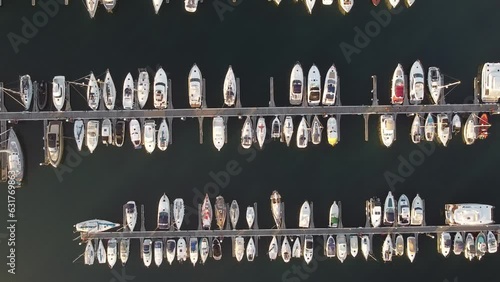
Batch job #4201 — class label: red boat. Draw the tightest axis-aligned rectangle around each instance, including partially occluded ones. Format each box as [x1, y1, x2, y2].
[372, 0, 380, 6]
[478, 113, 490, 139]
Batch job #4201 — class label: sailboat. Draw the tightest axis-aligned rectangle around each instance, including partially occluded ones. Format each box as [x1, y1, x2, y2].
[6, 129, 24, 185]
[189, 64, 202, 108]
[478, 113, 490, 139]
[299, 201, 311, 228]
[154, 67, 168, 109]
[215, 196, 227, 230]
[383, 191, 395, 226]
[322, 64, 337, 105]
[101, 119, 113, 146]
[86, 120, 99, 153]
[296, 116, 309, 149]
[120, 238, 130, 266]
[157, 119, 169, 151]
[410, 114, 423, 144]
[451, 114, 461, 135]
[406, 0, 415, 6]
[137, 69, 150, 109]
[241, 116, 254, 149]
[246, 206, 255, 229]
[361, 235, 370, 260]
[201, 194, 212, 230]
[74, 219, 120, 233]
[74, 120, 85, 151]
[424, 113, 435, 142]
[87, 72, 100, 110]
[19, 75, 33, 110]
[380, 115, 395, 148]
[391, 64, 405, 105]
[230, 200, 239, 229]
[269, 236, 278, 261]
[107, 238, 117, 268]
[96, 240, 106, 264]
[290, 62, 304, 105]
[157, 193, 170, 230]
[282, 236, 291, 263]
[283, 116, 294, 147]
[256, 117, 266, 149]
[307, 64, 321, 106]
[152, 0, 163, 14]
[52, 76, 65, 111]
[382, 234, 393, 262]
[185, 0, 200, 12]
[329, 201, 339, 228]
[339, 0, 354, 14]
[223, 66, 237, 107]
[270, 190, 283, 229]
[271, 116, 281, 139]
[235, 236, 245, 262]
[143, 120, 156, 154]
[305, 0, 316, 14]
[102, 0, 116, 12]
[389, 0, 400, 8]
[102, 70, 116, 110]
[213, 116, 225, 151]
[129, 119, 142, 149]
[122, 73, 134, 110]
[463, 114, 476, 145]
[310, 115, 323, 145]
[409, 60, 424, 104]
[273, 0, 282, 5]
[437, 114, 450, 146]
[327, 117, 339, 147]
[173, 198, 185, 230]
[292, 237, 302, 258]
[427, 68, 460, 104]
[246, 238, 256, 262]
[395, 234, 404, 256]
[86, 0, 98, 18]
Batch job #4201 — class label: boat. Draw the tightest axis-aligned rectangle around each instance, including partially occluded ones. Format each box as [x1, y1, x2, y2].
[372, 0, 380, 6]
[107, 238, 117, 268]
[281, 236, 291, 263]
[465, 233, 475, 261]
[36, 81, 48, 110]
[480, 62, 500, 103]
[102, 0, 116, 12]
[241, 116, 254, 149]
[215, 195, 227, 230]
[157, 193, 170, 230]
[339, 0, 354, 14]
[72, 120, 85, 152]
[292, 237, 301, 258]
[369, 197, 382, 227]
[223, 66, 237, 107]
[157, 119, 169, 151]
[271, 116, 281, 139]
[122, 73, 134, 110]
[234, 237, 245, 262]
[270, 190, 283, 228]
[325, 117, 340, 147]
[440, 232, 452, 257]
[329, 201, 339, 228]
[406, 0, 415, 7]
[137, 69, 150, 109]
[119, 239, 130, 266]
[200, 238, 209, 264]
[87, 72, 100, 110]
[444, 203, 494, 225]
[424, 113, 435, 141]
[86, 0, 98, 18]
[256, 117, 266, 149]
[407, 236, 416, 262]
[322, 0, 333, 4]
[177, 238, 187, 262]
[246, 237, 256, 262]
[326, 235, 335, 258]
[185, 0, 200, 12]
[188, 64, 202, 108]
[101, 119, 112, 146]
[410, 114, 423, 144]
[213, 116, 225, 151]
[201, 194, 213, 230]
[409, 60, 424, 104]
[307, 65, 321, 106]
[273, 0, 282, 5]
[5, 129, 23, 185]
[143, 120, 156, 154]
[452, 114, 461, 135]
[410, 194, 424, 226]
[382, 234, 393, 262]
[379, 115, 395, 148]
[453, 232, 464, 255]
[230, 200, 239, 229]
[154, 240, 163, 267]
[297, 116, 309, 148]
[125, 201, 137, 231]
[212, 238, 222, 260]
[361, 235, 369, 260]
[269, 236, 278, 261]
[74, 219, 120, 233]
[246, 206, 255, 229]
[96, 240, 106, 264]
[336, 234, 347, 263]
[395, 234, 404, 256]
[166, 239, 176, 265]
[383, 191, 395, 226]
[86, 120, 99, 153]
[303, 235, 313, 264]
[310, 115, 323, 145]
[19, 75, 32, 110]
[189, 237, 199, 266]
[397, 194, 410, 226]
[478, 113, 490, 139]
[114, 120, 125, 147]
[299, 201, 311, 228]
[463, 114, 476, 145]
[389, 0, 400, 8]
[153, 67, 168, 109]
[290, 62, 304, 105]
[173, 198, 184, 230]
[476, 232, 487, 260]
[152, 0, 163, 14]
[52, 76, 65, 111]
[428, 67, 442, 104]
[322, 64, 337, 105]
[305, 0, 316, 14]
[102, 70, 116, 110]
[283, 116, 294, 147]
[391, 64, 405, 105]
[437, 114, 450, 146]
[487, 231, 497, 253]
[129, 119, 141, 149]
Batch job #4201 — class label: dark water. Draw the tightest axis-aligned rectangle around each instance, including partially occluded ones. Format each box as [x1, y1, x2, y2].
[0, 0, 499, 281]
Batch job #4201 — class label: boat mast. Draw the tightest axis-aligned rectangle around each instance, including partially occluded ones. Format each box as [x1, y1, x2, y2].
[437, 81, 461, 89]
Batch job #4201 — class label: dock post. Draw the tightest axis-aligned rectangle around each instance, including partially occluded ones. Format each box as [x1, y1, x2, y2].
[198, 117, 204, 144]
[338, 201, 343, 228]
[473, 77, 480, 105]
[32, 81, 39, 112]
[309, 201, 314, 228]
[365, 200, 370, 228]
[0, 122, 7, 182]
[197, 204, 202, 230]
[371, 75, 379, 105]
[363, 114, 369, 142]
[224, 116, 228, 144]
[301, 75, 308, 107]
[65, 82, 72, 112]
[253, 202, 258, 257]
[140, 204, 145, 258]
[0, 82, 6, 112]
[422, 199, 426, 226]
[269, 77, 276, 107]
[236, 77, 242, 110]
[403, 75, 409, 106]
[336, 114, 341, 143]
[41, 119, 48, 166]
[439, 74, 446, 105]
[280, 202, 286, 229]
[167, 79, 173, 144]
[201, 78, 207, 109]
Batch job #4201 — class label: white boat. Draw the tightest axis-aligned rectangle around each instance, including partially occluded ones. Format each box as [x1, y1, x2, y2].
[102, 0, 116, 12]
[297, 116, 309, 148]
[409, 60, 424, 104]
[212, 238, 222, 260]
[440, 232, 451, 257]
[322, 0, 333, 4]
[464, 233, 474, 260]
[107, 238, 117, 268]
[380, 115, 395, 148]
[397, 194, 410, 226]
[487, 231, 497, 253]
[395, 234, 404, 256]
[246, 206, 255, 229]
[235, 236, 245, 262]
[200, 238, 209, 264]
[410, 114, 422, 144]
[424, 113, 435, 142]
[329, 201, 339, 228]
[369, 197, 382, 227]
[97, 240, 106, 264]
[307, 65, 321, 106]
[122, 73, 134, 110]
[153, 67, 168, 109]
[389, 0, 400, 8]
[101, 119, 112, 146]
[410, 194, 424, 226]
[52, 76, 65, 111]
[137, 70, 150, 109]
[327, 117, 339, 147]
[166, 239, 176, 265]
[119, 239, 129, 266]
[339, 0, 354, 14]
[452, 114, 461, 135]
[177, 238, 187, 262]
[215, 196, 226, 230]
[141, 239, 152, 267]
[303, 235, 314, 264]
[6, 129, 23, 185]
[361, 235, 369, 260]
[292, 237, 301, 258]
[271, 116, 281, 139]
[157, 193, 170, 230]
[114, 121, 125, 147]
[189, 237, 199, 266]
[185, 0, 199, 12]
[476, 232, 487, 260]
[445, 204, 495, 225]
[383, 191, 395, 226]
[157, 119, 169, 151]
[173, 198, 184, 230]
[437, 114, 450, 146]
[310, 115, 323, 145]
[246, 237, 256, 262]
[125, 201, 137, 231]
[283, 116, 294, 147]
[86, 120, 99, 153]
[201, 194, 213, 230]
[256, 117, 266, 149]
[391, 64, 405, 105]
[350, 235, 358, 258]
[129, 119, 142, 149]
[406, 0, 415, 7]
[19, 75, 33, 110]
[336, 234, 347, 263]
[86, 0, 98, 18]
[463, 114, 476, 145]
[154, 240, 163, 267]
[270, 190, 283, 228]
[213, 116, 225, 151]
[453, 232, 464, 255]
[481, 63, 500, 103]
[102, 70, 116, 110]
[326, 235, 335, 258]
[322, 64, 337, 105]
[230, 200, 239, 229]
[87, 72, 100, 110]
[281, 236, 291, 263]
[290, 62, 304, 105]
[273, 0, 282, 5]
[305, 0, 316, 14]
[143, 120, 156, 154]
[299, 201, 311, 228]
[74, 120, 85, 151]
[152, 0, 163, 14]
[407, 236, 416, 262]
[382, 234, 393, 262]
[223, 66, 237, 107]
[74, 219, 120, 233]
[241, 116, 254, 149]
[428, 67, 442, 104]
[188, 64, 202, 108]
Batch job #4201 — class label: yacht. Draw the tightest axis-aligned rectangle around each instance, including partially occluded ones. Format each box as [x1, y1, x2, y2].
[96, 240, 106, 264]
[188, 64, 202, 108]
[410, 114, 423, 144]
[382, 234, 393, 262]
[107, 238, 117, 268]
[212, 238, 222, 261]
[6, 129, 23, 185]
[465, 233, 475, 261]
[339, 0, 354, 14]
[143, 120, 156, 154]
[440, 232, 452, 257]
[487, 231, 497, 253]
[311, 115, 323, 145]
[428, 67, 442, 104]
[269, 236, 278, 261]
[73, 120, 85, 152]
[397, 194, 410, 226]
[323, 0, 333, 4]
[476, 232, 487, 260]
[326, 235, 335, 258]
[437, 114, 450, 146]
[463, 114, 476, 145]
[292, 237, 302, 258]
[369, 197, 382, 227]
[322, 64, 337, 105]
[303, 235, 314, 264]
[114, 120, 125, 147]
[329, 201, 339, 228]
[383, 191, 395, 226]
[395, 234, 404, 256]
[223, 66, 237, 107]
[153, 67, 168, 109]
[480, 62, 500, 103]
[102, 70, 116, 110]
[290, 62, 304, 105]
[165, 239, 176, 265]
[241, 116, 254, 149]
[453, 232, 464, 255]
[213, 116, 225, 151]
[157, 193, 170, 230]
[297, 116, 309, 148]
[478, 113, 490, 139]
[305, 0, 316, 14]
[282, 236, 292, 263]
[410, 194, 424, 226]
[391, 64, 405, 105]
[19, 75, 33, 110]
[125, 201, 137, 231]
[86, 0, 98, 18]
[122, 73, 134, 110]
[406, 0, 415, 6]
[389, 0, 400, 8]
[246, 206, 255, 229]
[235, 236, 245, 262]
[157, 119, 169, 151]
[283, 116, 294, 147]
[230, 200, 239, 229]
[380, 115, 395, 148]
[246, 237, 256, 262]
[154, 240, 163, 267]
[129, 119, 142, 149]
[444, 203, 494, 225]
[270, 191, 283, 228]
[185, 0, 199, 12]
[424, 113, 435, 141]
[52, 76, 65, 111]
[177, 238, 187, 262]
[102, 0, 116, 12]
[327, 117, 339, 147]
[409, 60, 424, 104]
[201, 194, 213, 230]
[189, 237, 199, 266]
[74, 219, 120, 233]
[336, 234, 347, 263]
[215, 195, 227, 230]
[407, 236, 416, 262]
[120, 239, 130, 266]
[451, 114, 461, 135]
[256, 117, 266, 149]
[152, 0, 163, 14]
[271, 116, 281, 139]
[87, 72, 100, 110]
[173, 198, 185, 230]
[101, 119, 112, 146]
[307, 65, 321, 106]
[37, 81, 48, 110]
[299, 201, 311, 228]
[137, 69, 150, 109]
[361, 235, 370, 260]
[86, 120, 99, 153]
[200, 238, 209, 264]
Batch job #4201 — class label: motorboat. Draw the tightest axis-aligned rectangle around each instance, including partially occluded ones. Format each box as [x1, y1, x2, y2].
[327, 117, 339, 147]
[463, 114, 476, 145]
[437, 114, 450, 146]
[382, 234, 393, 262]
[481, 63, 500, 103]
[283, 116, 294, 147]
[213, 116, 225, 151]
[189, 237, 199, 266]
[407, 236, 416, 262]
[339, 0, 354, 14]
[395, 234, 404, 256]
[307, 65, 321, 106]
[119, 239, 130, 266]
[428, 67, 442, 104]
[52, 76, 65, 111]
[173, 198, 185, 230]
[389, 0, 400, 8]
[235, 236, 245, 262]
[383, 191, 395, 226]
[87, 72, 100, 110]
[74, 219, 120, 233]
[166, 239, 176, 265]
[241, 116, 254, 149]
[114, 120, 125, 147]
[299, 201, 311, 228]
[102, 70, 116, 110]
[37, 81, 48, 110]
[290, 62, 304, 105]
[102, 0, 116, 12]
[125, 201, 137, 231]
[154, 67, 168, 109]
[323, 0, 333, 4]
[143, 120, 156, 154]
[246, 237, 256, 262]
[152, 0, 163, 14]
[379, 115, 395, 148]
[270, 190, 283, 228]
[201, 194, 213, 230]
[444, 204, 494, 225]
[453, 232, 464, 255]
[212, 238, 222, 261]
[361, 235, 369, 260]
[200, 238, 209, 264]
[101, 119, 112, 146]
[440, 232, 452, 257]
[487, 231, 497, 253]
[310, 115, 323, 145]
[269, 236, 278, 261]
[297, 116, 309, 148]
[230, 200, 239, 229]
[86, 120, 99, 153]
[137, 69, 150, 109]
[96, 240, 106, 264]
[215, 195, 227, 230]
[322, 64, 337, 105]
[122, 73, 134, 110]
[154, 240, 163, 267]
[19, 75, 32, 110]
[305, 0, 316, 14]
[409, 60, 424, 104]
[476, 232, 487, 260]
[157, 119, 169, 151]
[157, 193, 170, 230]
[303, 235, 314, 264]
[6, 129, 23, 187]
[177, 238, 187, 263]
[329, 201, 339, 228]
[369, 197, 382, 227]
[410, 114, 423, 144]
[465, 233, 475, 261]
[185, 0, 200, 12]
[271, 116, 281, 139]
[424, 113, 435, 142]
[452, 114, 461, 135]
[478, 113, 490, 139]
[326, 235, 335, 258]
[107, 238, 117, 268]
[397, 194, 410, 226]
[391, 64, 405, 105]
[410, 194, 424, 226]
[256, 117, 266, 149]
[246, 206, 255, 229]
[129, 119, 142, 149]
[292, 237, 301, 258]
[188, 64, 202, 108]
[336, 234, 347, 263]
[273, 0, 282, 5]
[223, 66, 237, 107]
[85, 0, 98, 18]
[406, 0, 415, 6]
[282, 237, 292, 263]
